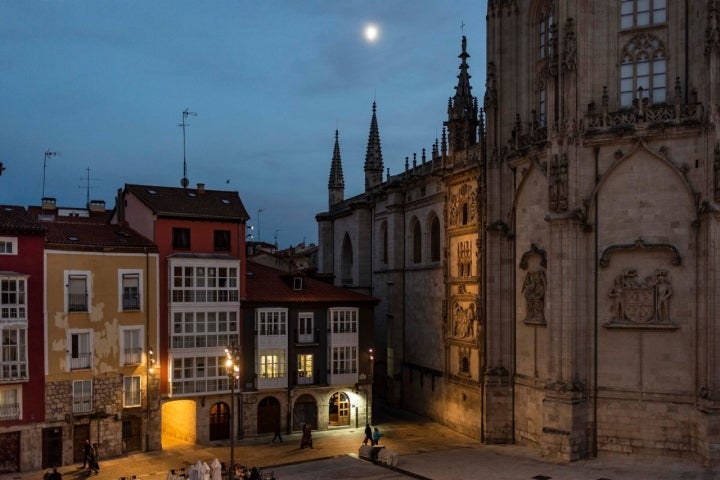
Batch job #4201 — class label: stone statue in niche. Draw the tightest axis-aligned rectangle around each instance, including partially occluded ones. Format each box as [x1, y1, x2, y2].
[449, 194, 459, 226]
[457, 241, 472, 277]
[607, 269, 674, 325]
[453, 301, 476, 339]
[522, 270, 546, 324]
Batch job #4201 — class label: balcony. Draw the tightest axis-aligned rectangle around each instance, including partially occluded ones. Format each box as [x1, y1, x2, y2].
[122, 292, 140, 311]
[123, 347, 142, 365]
[296, 372, 315, 385]
[69, 353, 92, 370]
[0, 402, 20, 420]
[294, 328, 319, 345]
[68, 293, 88, 312]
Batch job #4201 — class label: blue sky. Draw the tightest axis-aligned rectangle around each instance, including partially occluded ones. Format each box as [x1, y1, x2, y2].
[0, 1, 487, 247]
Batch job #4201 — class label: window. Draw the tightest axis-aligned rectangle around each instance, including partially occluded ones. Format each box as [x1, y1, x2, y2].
[171, 263, 239, 303]
[412, 220, 421, 264]
[331, 308, 357, 334]
[214, 230, 231, 252]
[332, 346, 357, 375]
[171, 310, 237, 349]
[538, 5, 554, 59]
[0, 387, 20, 420]
[171, 355, 229, 395]
[257, 309, 287, 336]
[259, 350, 286, 379]
[1, 276, 26, 321]
[341, 233, 353, 285]
[121, 327, 142, 365]
[123, 376, 141, 407]
[73, 379, 92, 413]
[460, 356, 470, 375]
[621, 0, 666, 29]
[430, 216, 440, 262]
[69, 331, 92, 370]
[1, 328, 27, 380]
[172, 227, 191, 249]
[293, 277, 303, 290]
[298, 313, 314, 343]
[67, 274, 89, 312]
[0, 237, 17, 255]
[121, 272, 141, 311]
[620, 33, 667, 107]
[297, 354, 313, 385]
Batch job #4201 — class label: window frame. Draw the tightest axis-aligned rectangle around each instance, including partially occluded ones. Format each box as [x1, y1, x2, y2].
[68, 329, 93, 371]
[172, 227, 191, 250]
[213, 230, 231, 252]
[0, 386, 21, 420]
[1, 327, 27, 380]
[123, 375, 142, 407]
[620, 33, 667, 108]
[0, 237, 17, 255]
[257, 308, 287, 336]
[259, 349, 286, 379]
[65, 270, 91, 313]
[1, 275, 27, 322]
[72, 379, 93, 413]
[330, 308, 358, 334]
[120, 326, 143, 365]
[297, 353, 314, 384]
[118, 269, 143, 312]
[620, 0, 667, 30]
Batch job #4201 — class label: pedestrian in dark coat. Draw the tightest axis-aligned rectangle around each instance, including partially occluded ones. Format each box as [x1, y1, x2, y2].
[82, 439, 91, 468]
[363, 424, 372, 445]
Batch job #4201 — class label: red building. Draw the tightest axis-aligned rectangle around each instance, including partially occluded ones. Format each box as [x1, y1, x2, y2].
[0, 206, 47, 472]
[113, 183, 250, 444]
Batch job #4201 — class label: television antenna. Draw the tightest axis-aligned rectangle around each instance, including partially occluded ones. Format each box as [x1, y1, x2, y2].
[43, 149, 59, 198]
[79, 167, 102, 206]
[179, 108, 197, 188]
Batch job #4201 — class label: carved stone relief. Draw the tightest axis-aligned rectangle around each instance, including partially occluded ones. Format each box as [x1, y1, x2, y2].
[606, 268, 676, 328]
[452, 301, 477, 340]
[457, 240, 473, 277]
[522, 270, 547, 325]
[548, 153, 568, 213]
[449, 184, 477, 227]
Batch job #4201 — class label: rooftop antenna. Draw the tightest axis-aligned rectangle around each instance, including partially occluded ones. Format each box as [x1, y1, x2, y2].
[79, 167, 101, 206]
[179, 108, 197, 188]
[461, 20, 465, 35]
[274, 229, 282, 248]
[257, 208, 264, 242]
[43, 149, 59, 198]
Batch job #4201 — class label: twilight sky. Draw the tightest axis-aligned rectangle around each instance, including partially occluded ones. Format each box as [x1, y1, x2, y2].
[0, 1, 487, 247]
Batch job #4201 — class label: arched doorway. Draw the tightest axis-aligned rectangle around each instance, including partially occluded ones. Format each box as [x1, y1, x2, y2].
[292, 394, 318, 432]
[329, 392, 350, 426]
[209, 402, 230, 441]
[257, 396, 280, 434]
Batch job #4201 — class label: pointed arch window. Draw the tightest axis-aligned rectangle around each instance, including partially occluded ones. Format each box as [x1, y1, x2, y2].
[620, 33, 667, 107]
[412, 221, 422, 264]
[341, 233, 353, 286]
[538, 5, 554, 59]
[430, 216, 440, 262]
[621, 0, 666, 29]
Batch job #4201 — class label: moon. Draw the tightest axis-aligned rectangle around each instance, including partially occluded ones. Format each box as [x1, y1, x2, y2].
[364, 23, 379, 43]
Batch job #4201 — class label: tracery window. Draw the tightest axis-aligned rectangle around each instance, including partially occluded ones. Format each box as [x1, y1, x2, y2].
[538, 5, 554, 59]
[620, 33, 667, 107]
[621, 0, 666, 29]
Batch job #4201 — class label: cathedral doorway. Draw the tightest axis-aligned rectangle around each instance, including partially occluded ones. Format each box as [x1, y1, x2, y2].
[329, 391, 350, 426]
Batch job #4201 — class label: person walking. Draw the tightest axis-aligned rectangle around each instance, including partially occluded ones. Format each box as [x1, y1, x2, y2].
[271, 423, 283, 445]
[87, 444, 99, 475]
[81, 439, 91, 468]
[372, 427, 382, 445]
[363, 424, 372, 445]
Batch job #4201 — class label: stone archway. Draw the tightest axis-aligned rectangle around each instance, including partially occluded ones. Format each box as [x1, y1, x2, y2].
[209, 402, 230, 441]
[329, 391, 350, 426]
[292, 394, 318, 432]
[257, 396, 280, 434]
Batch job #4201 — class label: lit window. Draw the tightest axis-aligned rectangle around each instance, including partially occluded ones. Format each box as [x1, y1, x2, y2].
[297, 354, 313, 384]
[259, 350, 286, 379]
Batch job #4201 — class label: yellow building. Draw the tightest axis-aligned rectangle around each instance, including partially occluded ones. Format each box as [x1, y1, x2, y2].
[39, 201, 159, 466]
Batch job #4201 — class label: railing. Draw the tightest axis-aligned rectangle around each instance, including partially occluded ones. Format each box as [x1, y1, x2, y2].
[0, 362, 27, 380]
[69, 353, 92, 370]
[68, 293, 88, 312]
[296, 373, 314, 385]
[73, 396, 92, 414]
[0, 402, 20, 420]
[122, 292, 141, 310]
[294, 328, 319, 344]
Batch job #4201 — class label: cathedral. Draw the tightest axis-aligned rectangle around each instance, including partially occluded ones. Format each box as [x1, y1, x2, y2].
[317, 1, 720, 466]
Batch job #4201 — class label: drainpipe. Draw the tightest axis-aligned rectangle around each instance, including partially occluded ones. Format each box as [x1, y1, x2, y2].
[593, 146, 600, 457]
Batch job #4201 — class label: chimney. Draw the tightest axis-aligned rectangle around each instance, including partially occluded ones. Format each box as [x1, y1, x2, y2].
[41, 197, 57, 211]
[197, 183, 205, 195]
[88, 200, 106, 213]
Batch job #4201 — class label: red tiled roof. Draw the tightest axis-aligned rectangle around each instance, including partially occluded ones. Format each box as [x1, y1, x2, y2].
[0, 205, 46, 234]
[44, 222, 156, 249]
[27, 206, 112, 224]
[245, 261, 378, 304]
[125, 184, 250, 222]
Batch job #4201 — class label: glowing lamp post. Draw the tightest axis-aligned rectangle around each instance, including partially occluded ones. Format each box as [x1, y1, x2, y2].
[225, 344, 241, 470]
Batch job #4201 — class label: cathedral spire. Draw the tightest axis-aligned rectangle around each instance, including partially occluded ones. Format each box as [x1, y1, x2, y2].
[328, 129, 345, 206]
[444, 35, 479, 154]
[364, 101, 384, 191]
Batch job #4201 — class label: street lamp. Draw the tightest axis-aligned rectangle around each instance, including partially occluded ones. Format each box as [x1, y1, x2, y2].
[225, 344, 241, 470]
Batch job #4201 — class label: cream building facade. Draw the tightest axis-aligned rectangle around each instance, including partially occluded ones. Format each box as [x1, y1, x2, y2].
[318, 1, 720, 466]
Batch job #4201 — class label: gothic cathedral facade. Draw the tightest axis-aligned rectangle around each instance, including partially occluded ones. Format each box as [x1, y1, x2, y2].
[318, 1, 720, 466]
